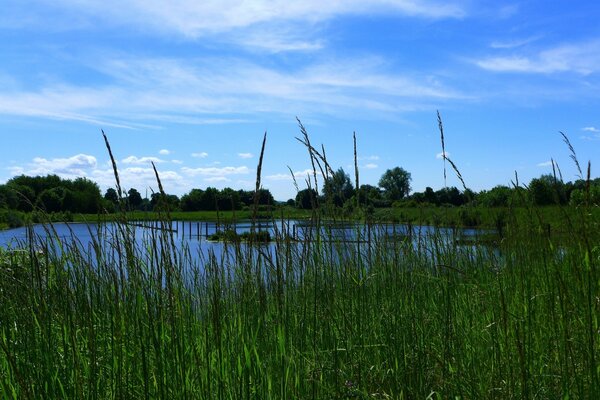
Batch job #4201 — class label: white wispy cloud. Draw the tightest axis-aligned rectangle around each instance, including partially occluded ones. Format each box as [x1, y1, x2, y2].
[122, 156, 165, 165]
[0, 56, 463, 126]
[363, 163, 378, 169]
[476, 40, 600, 74]
[582, 126, 599, 132]
[181, 166, 250, 177]
[537, 161, 553, 167]
[238, 152, 253, 159]
[204, 176, 231, 183]
[172, 159, 184, 164]
[191, 152, 209, 158]
[46, 0, 464, 39]
[490, 36, 540, 49]
[359, 155, 380, 161]
[265, 169, 322, 181]
[159, 149, 170, 155]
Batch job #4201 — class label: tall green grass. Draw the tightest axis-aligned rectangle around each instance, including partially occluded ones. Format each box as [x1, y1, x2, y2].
[0, 127, 598, 399]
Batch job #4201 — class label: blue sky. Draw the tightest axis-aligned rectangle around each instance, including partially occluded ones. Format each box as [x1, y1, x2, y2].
[1, 0, 599, 200]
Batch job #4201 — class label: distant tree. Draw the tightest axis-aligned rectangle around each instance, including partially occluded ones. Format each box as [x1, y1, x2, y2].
[323, 168, 354, 207]
[0, 185, 19, 210]
[423, 187, 436, 204]
[7, 184, 35, 212]
[37, 187, 65, 213]
[529, 175, 561, 206]
[478, 185, 512, 207]
[180, 189, 204, 211]
[150, 192, 180, 211]
[69, 178, 102, 213]
[255, 188, 275, 206]
[201, 187, 219, 210]
[435, 186, 465, 206]
[296, 188, 318, 209]
[104, 188, 119, 205]
[218, 188, 241, 211]
[357, 184, 384, 207]
[127, 188, 143, 210]
[378, 167, 411, 201]
[8, 174, 62, 198]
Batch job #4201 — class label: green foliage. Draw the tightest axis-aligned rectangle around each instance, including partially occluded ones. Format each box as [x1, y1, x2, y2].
[570, 184, 600, 206]
[150, 192, 180, 212]
[323, 167, 354, 207]
[295, 188, 318, 209]
[103, 187, 119, 204]
[126, 188, 143, 210]
[378, 166, 411, 201]
[0, 209, 25, 228]
[0, 175, 102, 214]
[477, 185, 512, 207]
[180, 187, 275, 212]
[528, 174, 560, 205]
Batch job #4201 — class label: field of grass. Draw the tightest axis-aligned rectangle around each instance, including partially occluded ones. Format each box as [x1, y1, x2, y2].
[0, 199, 598, 398]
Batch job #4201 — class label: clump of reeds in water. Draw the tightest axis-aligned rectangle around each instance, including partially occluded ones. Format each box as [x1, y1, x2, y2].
[0, 122, 597, 399]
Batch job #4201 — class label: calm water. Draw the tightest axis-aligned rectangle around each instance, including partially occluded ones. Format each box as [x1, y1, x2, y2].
[0, 220, 483, 247]
[0, 220, 488, 264]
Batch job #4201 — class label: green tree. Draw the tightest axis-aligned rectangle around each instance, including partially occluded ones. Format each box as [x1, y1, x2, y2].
[323, 168, 354, 207]
[217, 188, 241, 211]
[296, 188, 318, 209]
[104, 188, 119, 204]
[435, 186, 465, 206]
[37, 187, 65, 213]
[0, 185, 19, 209]
[127, 188, 143, 210]
[477, 185, 512, 207]
[378, 167, 411, 201]
[150, 193, 180, 211]
[357, 184, 383, 207]
[529, 175, 561, 206]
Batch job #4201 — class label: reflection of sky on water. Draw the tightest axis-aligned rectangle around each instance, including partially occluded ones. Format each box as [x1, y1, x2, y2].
[0, 221, 491, 266]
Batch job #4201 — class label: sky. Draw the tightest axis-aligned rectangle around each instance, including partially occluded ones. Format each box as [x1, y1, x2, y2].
[1, 0, 599, 201]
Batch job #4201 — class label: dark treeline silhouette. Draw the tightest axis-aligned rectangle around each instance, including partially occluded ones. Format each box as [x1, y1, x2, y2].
[178, 188, 274, 211]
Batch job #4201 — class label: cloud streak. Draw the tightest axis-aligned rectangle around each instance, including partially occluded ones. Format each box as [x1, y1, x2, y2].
[45, 0, 464, 38]
[476, 40, 600, 75]
[0, 56, 464, 127]
[181, 166, 250, 177]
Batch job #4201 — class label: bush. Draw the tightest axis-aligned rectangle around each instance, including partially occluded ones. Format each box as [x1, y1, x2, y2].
[2, 210, 24, 229]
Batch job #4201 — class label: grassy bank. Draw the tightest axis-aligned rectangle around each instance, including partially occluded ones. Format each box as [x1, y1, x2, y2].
[67, 204, 600, 234]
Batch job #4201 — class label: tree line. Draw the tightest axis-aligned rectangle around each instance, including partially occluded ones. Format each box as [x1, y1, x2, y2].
[295, 166, 600, 210]
[1, 169, 599, 228]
